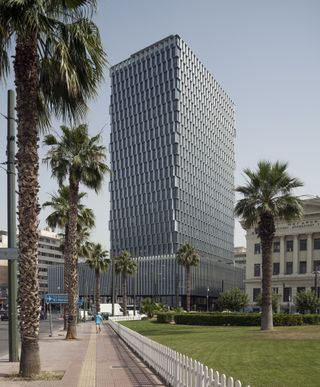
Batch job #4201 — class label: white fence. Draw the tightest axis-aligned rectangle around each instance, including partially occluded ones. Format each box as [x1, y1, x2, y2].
[109, 317, 249, 387]
[109, 315, 142, 322]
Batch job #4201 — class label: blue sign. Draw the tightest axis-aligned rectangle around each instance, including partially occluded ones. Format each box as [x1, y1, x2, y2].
[45, 293, 81, 304]
[45, 293, 68, 304]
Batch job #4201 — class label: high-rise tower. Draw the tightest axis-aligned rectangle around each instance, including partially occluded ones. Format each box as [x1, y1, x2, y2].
[110, 35, 235, 263]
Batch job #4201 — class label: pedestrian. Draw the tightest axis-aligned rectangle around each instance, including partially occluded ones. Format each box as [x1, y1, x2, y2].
[95, 312, 103, 333]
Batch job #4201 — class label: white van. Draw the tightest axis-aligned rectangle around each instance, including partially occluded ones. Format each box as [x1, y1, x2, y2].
[99, 303, 123, 316]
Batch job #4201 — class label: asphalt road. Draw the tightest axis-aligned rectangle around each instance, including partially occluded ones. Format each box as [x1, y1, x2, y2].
[0, 314, 64, 358]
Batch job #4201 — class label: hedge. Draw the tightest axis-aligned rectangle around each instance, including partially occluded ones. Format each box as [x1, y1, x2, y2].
[156, 311, 176, 323]
[302, 314, 320, 325]
[174, 313, 303, 326]
[273, 313, 302, 326]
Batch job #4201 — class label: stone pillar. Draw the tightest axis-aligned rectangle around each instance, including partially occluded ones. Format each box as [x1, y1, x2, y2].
[279, 236, 285, 275]
[293, 235, 298, 274]
[307, 233, 313, 274]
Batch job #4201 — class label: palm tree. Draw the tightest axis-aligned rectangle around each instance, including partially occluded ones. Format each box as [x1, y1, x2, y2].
[0, 1, 106, 376]
[85, 243, 109, 314]
[176, 243, 200, 312]
[115, 251, 137, 316]
[43, 186, 95, 329]
[43, 186, 95, 233]
[44, 124, 109, 339]
[235, 161, 303, 330]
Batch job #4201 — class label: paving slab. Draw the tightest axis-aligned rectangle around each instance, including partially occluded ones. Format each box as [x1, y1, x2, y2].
[0, 321, 166, 387]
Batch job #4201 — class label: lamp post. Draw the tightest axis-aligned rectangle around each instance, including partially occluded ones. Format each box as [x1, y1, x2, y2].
[111, 251, 115, 316]
[312, 270, 320, 313]
[206, 288, 210, 312]
[313, 270, 320, 297]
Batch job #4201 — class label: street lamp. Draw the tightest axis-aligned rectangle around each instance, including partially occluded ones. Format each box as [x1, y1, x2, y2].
[313, 270, 320, 298]
[313, 270, 320, 314]
[57, 286, 61, 317]
[206, 288, 210, 312]
[288, 296, 291, 314]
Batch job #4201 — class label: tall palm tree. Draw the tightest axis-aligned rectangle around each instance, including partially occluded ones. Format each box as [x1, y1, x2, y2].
[115, 251, 137, 316]
[85, 243, 109, 313]
[176, 243, 200, 312]
[0, 0, 106, 376]
[43, 186, 95, 329]
[235, 161, 303, 330]
[44, 124, 109, 339]
[43, 186, 95, 234]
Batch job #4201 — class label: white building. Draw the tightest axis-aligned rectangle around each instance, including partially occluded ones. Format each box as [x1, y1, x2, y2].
[245, 198, 320, 312]
[0, 228, 63, 299]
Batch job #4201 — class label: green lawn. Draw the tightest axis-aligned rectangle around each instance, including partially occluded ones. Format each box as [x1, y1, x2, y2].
[121, 320, 320, 387]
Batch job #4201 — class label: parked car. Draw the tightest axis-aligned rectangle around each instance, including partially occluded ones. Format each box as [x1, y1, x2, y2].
[0, 310, 8, 321]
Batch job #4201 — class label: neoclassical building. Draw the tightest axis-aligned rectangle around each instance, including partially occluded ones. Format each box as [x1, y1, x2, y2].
[245, 198, 320, 312]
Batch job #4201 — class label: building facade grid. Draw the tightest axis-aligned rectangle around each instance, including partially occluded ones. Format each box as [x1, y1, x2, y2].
[109, 35, 235, 262]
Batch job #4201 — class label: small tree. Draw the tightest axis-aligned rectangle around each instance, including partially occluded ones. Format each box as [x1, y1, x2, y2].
[141, 298, 159, 319]
[294, 290, 320, 313]
[256, 292, 281, 312]
[217, 288, 249, 312]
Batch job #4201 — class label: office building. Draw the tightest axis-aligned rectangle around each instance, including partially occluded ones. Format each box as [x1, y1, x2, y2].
[0, 228, 63, 299]
[245, 198, 320, 312]
[109, 34, 235, 262]
[108, 35, 238, 307]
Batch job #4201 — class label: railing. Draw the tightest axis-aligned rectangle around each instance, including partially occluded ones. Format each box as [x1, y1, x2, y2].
[109, 317, 249, 387]
[109, 315, 142, 322]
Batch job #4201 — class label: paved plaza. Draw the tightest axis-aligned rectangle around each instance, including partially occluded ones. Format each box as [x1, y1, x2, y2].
[0, 321, 166, 386]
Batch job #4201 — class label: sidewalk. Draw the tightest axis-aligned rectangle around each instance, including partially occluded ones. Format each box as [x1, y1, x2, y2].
[0, 321, 166, 386]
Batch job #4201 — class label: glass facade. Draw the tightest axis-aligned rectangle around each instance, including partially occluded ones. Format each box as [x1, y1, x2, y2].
[48, 258, 245, 307]
[109, 35, 235, 263]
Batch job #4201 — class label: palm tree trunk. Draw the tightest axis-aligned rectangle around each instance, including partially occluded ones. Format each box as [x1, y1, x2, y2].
[66, 175, 79, 339]
[15, 32, 41, 377]
[95, 269, 100, 313]
[123, 274, 127, 316]
[186, 267, 191, 312]
[259, 214, 275, 331]
[63, 224, 69, 330]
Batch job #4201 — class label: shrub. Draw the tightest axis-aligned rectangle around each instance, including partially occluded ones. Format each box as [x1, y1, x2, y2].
[302, 314, 320, 325]
[156, 311, 176, 323]
[174, 313, 260, 326]
[256, 292, 281, 312]
[140, 298, 159, 318]
[294, 290, 320, 313]
[217, 288, 249, 312]
[273, 313, 303, 326]
[172, 307, 184, 313]
[174, 312, 303, 326]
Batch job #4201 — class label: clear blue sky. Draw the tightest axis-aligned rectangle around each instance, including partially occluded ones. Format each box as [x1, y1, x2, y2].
[0, 0, 319, 250]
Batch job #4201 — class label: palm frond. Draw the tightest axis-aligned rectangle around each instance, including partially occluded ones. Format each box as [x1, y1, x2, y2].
[235, 160, 303, 230]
